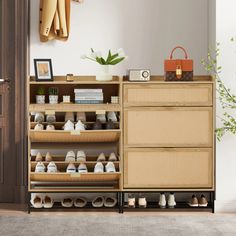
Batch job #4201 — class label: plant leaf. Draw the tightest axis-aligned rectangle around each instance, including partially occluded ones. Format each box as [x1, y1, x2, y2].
[109, 57, 125, 65]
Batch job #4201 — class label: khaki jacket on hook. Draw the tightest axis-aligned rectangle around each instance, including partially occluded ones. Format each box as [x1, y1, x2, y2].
[39, 0, 71, 42]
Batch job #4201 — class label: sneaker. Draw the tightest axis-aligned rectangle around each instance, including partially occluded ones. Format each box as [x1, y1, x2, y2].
[46, 124, 55, 131]
[159, 193, 166, 208]
[65, 112, 75, 122]
[188, 194, 199, 207]
[46, 114, 56, 123]
[96, 114, 106, 123]
[35, 152, 43, 162]
[76, 150, 86, 162]
[92, 196, 104, 208]
[74, 197, 87, 208]
[45, 152, 53, 162]
[75, 120, 86, 131]
[107, 111, 117, 122]
[106, 119, 115, 129]
[138, 196, 147, 208]
[34, 112, 45, 123]
[65, 151, 76, 162]
[43, 196, 54, 208]
[47, 162, 57, 173]
[199, 194, 208, 207]
[105, 162, 116, 173]
[64, 120, 74, 131]
[108, 152, 117, 161]
[168, 193, 176, 208]
[31, 195, 43, 208]
[97, 153, 106, 162]
[94, 162, 104, 173]
[104, 197, 117, 208]
[35, 162, 45, 173]
[66, 163, 76, 173]
[76, 112, 86, 122]
[61, 198, 73, 208]
[78, 163, 88, 173]
[34, 123, 44, 131]
[93, 119, 102, 130]
[128, 194, 136, 208]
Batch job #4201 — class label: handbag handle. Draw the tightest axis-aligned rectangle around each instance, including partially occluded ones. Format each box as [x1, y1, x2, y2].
[170, 46, 188, 60]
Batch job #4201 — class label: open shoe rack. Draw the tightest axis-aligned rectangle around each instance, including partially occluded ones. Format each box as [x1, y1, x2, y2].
[27, 75, 215, 213]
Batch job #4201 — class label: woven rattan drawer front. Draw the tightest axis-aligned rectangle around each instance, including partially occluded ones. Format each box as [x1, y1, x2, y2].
[124, 148, 213, 188]
[124, 84, 213, 107]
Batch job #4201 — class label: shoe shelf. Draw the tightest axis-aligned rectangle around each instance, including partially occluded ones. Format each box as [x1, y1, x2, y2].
[29, 129, 121, 143]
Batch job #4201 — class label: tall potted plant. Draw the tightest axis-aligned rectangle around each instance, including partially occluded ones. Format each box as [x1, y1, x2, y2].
[48, 87, 59, 104]
[81, 48, 127, 81]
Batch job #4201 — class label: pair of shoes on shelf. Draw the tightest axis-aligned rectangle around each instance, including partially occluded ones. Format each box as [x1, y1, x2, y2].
[159, 193, 176, 208]
[35, 162, 58, 173]
[35, 152, 53, 162]
[34, 123, 55, 131]
[188, 194, 208, 207]
[65, 112, 86, 123]
[96, 112, 117, 123]
[92, 119, 116, 130]
[94, 162, 116, 173]
[128, 195, 147, 208]
[34, 113, 56, 123]
[66, 163, 87, 173]
[64, 120, 86, 131]
[31, 195, 53, 208]
[61, 197, 87, 208]
[65, 150, 86, 162]
[92, 196, 117, 208]
[97, 152, 117, 162]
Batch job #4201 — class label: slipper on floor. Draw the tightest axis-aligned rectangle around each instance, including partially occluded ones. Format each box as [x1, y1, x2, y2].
[92, 196, 104, 208]
[61, 198, 73, 208]
[104, 197, 117, 208]
[44, 196, 54, 208]
[31, 195, 43, 208]
[74, 197, 87, 208]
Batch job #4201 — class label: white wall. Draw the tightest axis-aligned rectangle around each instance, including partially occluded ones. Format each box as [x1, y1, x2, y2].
[215, 0, 236, 213]
[30, 0, 209, 76]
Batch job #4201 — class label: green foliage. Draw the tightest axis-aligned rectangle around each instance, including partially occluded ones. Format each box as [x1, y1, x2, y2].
[202, 41, 236, 141]
[37, 86, 45, 95]
[48, 87, 59, 95]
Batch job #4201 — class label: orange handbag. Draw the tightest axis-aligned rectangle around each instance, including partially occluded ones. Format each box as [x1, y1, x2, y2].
[164, 46, 193, 81]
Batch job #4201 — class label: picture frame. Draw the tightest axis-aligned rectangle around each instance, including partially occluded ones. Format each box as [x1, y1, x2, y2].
[34, 59, 54, 81]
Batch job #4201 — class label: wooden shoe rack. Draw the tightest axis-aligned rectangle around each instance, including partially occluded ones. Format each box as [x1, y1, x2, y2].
[27, 75, 215, 213]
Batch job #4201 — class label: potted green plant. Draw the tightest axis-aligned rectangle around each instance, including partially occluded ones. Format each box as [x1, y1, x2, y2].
[81, 48, 127, 81]
[36, 86, 45, 104]
[48, 87, 59, 104]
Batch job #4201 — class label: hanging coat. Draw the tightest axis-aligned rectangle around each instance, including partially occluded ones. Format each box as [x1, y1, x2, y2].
[39, 0, 71, 42]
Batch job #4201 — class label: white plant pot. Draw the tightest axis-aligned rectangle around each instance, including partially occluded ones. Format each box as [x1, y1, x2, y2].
[49, 95, 58, 104]
[96, 65, 113, 81]
[36, 95, 45, 104]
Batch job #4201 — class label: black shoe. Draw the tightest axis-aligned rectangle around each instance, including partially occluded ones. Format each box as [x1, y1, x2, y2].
[106, 119, 115, 129]
[93, 119, 102, 130]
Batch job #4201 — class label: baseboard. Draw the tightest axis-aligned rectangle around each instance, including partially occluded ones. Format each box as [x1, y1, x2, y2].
[215, 200, 236, 213]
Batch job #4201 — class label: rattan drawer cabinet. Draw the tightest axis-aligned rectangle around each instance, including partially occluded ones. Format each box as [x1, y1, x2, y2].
[123, 77, 215, 191]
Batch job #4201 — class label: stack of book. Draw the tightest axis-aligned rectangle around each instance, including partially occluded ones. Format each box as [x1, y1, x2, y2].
[74, 89, 104, 104]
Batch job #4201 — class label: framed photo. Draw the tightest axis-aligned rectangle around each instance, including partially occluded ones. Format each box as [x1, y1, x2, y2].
[34, 59, 53, 81]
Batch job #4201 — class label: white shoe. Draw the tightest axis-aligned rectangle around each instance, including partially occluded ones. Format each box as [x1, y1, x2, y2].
[43, 196, 54, 208]
[34, 123, 44, 131]
[74, 197, 87, 208]
[66, 163, 76, 173]
[105, 162, 116, 173]
[46, 124, 55, 131]
[76, 150, 86, 162]
[75, 120, 86, 131]
[76, 112, 86, 122]
[65, 151, 76, 162]
[168, 193, 176, 208]
[45, 152, 53, 162]
[96, 114, 106, 123]
[107, 111, 117, 122]
[138, 197, 147, 208]
[61, 198, 73, 208]
[94, 162, 104, 173]
[65, 112, 75, 122]
[104, 197, 117, 208]
[78, 163, 88, 173]
[31, 195, 43, 208]
[35, 162, 45, 172]
[108, 152, 117, 161]
[64, 120, 75, 131]
[92, 196, 104, 208]
[46, 114, 56, 123]
[159, 193, 166, 208]
[35, 152, 43, 162]
[97, 153, 106, 162]
[34, 112, 45, 123]
[128, 195, 136, 208]
[47, 162, 57, 173]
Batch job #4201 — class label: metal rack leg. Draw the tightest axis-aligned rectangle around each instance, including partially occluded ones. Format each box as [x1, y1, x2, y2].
[118, 192, 124, 214]
[27, 192, 31, 214]
[212, 192, 215, 213]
